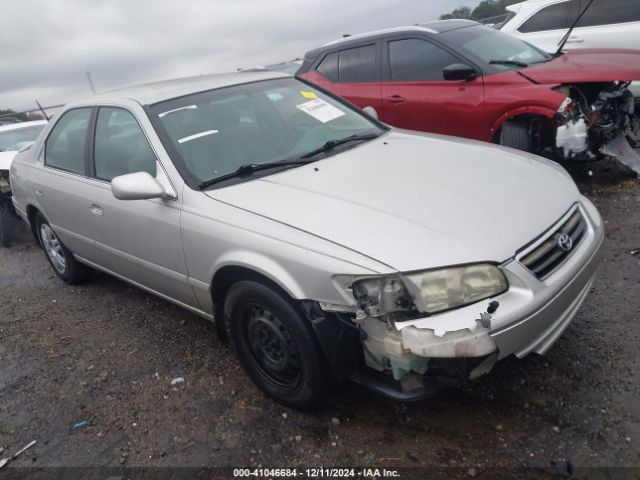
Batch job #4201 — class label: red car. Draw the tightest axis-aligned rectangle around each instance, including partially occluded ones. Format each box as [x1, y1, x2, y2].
[297, 20, 640, 174]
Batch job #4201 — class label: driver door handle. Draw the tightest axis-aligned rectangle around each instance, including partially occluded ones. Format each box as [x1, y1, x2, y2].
[566, 36, 584, 43]
[385, 95, 407, 104]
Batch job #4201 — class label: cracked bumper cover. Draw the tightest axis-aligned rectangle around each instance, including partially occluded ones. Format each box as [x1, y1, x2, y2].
[396, 198, 604, 364]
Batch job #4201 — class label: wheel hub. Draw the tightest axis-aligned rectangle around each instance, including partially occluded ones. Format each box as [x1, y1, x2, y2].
[245, 306, 300, 385]
[40, 224, 66, 274]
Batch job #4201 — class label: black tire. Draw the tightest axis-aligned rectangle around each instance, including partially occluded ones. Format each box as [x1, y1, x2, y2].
[0, 203, 12, 248]
[224, 280, 327, 409]
[499, 119, 533, 152]
[35, 212, 91, 284]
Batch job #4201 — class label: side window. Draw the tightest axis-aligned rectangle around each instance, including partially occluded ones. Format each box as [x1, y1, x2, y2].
[577, 0, 640, 26]
[45, 108, 92, 175]
[94, 107, 157, 181]
[316, 52, 338, 82]
[338, 45, 378, 82]
[518, 1, 575, 33]
[388, 39, 459, 81]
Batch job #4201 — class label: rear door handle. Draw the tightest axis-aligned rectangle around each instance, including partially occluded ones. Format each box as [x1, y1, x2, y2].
[566, 36, 584, 43]
[89, 203, 103, 216]
[385, 95, 407, 104]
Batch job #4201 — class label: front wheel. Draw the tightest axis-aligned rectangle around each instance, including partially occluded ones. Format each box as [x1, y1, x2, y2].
[36, 212, 91, 284]
[224, 280, 328, 409]
[499, 119, 534, 152]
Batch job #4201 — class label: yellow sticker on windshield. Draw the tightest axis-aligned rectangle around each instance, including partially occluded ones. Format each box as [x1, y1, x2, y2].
[300, 91, 318, 99]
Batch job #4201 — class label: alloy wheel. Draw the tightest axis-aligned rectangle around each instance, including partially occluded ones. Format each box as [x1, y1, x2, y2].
[40, 223, 67, 274]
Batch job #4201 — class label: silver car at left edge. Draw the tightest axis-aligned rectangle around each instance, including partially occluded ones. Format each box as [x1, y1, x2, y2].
[10, 72, 604, 408]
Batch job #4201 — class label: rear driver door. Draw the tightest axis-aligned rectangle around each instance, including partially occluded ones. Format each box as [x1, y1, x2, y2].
[84, 105, 197, 307]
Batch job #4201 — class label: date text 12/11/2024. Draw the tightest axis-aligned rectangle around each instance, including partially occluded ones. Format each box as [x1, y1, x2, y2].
[233, 468, 401, 478]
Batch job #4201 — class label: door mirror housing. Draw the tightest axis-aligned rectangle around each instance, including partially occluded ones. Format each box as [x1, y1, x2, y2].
[362, 106, 379, 120]
[111, 172, 168, 201]
[443, 63, 479, 81]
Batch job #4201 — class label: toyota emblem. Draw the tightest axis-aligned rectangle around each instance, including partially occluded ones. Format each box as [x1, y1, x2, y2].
[558, 234, 573, 252]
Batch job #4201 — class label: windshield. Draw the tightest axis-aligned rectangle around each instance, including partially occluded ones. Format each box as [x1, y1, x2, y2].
[150, 77, 384, 185]
[0, 124, 46, 152]
[443, 25, 552, 71]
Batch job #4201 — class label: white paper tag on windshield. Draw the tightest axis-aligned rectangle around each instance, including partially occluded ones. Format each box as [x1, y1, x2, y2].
[296, 99, 346, 123]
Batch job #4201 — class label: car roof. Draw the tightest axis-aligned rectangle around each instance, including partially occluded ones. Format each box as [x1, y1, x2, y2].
[0, 120, 48, 133]
[419, 19, 480, 33]
[84, 71, 290, 106]
[321, 19, 479, 48]
[323, 25, 438, 47]
[506, 0, 556, 14]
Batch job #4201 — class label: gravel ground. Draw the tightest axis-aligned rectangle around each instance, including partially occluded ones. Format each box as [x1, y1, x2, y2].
[0, 159, 638, 480]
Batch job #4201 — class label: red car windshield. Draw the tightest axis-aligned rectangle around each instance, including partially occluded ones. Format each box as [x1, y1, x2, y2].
[443, 25, 552, 71]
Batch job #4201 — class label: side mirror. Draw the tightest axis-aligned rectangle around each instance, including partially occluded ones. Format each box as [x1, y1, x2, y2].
[443, 63, 479, 82]
[111, 172, 168, 201]
[362, 106, 379, 120]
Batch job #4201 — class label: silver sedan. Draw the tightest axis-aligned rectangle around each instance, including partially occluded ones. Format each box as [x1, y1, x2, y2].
[10, 72, 604, 407]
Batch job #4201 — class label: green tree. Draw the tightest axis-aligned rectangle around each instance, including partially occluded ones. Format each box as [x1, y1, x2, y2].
[440, 0, 521, 22]
[0, 109, 27, 122]
[472, 0, 503, 20]
[439, 6, 472, 20]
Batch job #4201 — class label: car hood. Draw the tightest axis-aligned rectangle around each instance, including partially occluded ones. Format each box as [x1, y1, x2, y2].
[521, 49, 640, 85]
[205, 131, 579, 272]
[0, 150, 17, 171]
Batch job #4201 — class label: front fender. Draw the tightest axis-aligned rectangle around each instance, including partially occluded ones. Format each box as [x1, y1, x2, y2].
[210, 250, 307, 300]
[490, 105, 558, 139]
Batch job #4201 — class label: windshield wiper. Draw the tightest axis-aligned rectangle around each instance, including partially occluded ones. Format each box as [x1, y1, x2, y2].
[300, 133, 380, 160]
[199, 159, 314, 189]
[489, 59, 529, 68]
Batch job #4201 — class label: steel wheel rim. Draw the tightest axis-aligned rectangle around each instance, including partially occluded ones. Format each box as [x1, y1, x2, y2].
[244, 305, 301, 388]
[40, 224, 66, 274]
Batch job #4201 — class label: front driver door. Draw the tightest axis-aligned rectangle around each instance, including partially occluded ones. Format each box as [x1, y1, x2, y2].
[84, 105, 198, 308]
[379, 37, 485, 140]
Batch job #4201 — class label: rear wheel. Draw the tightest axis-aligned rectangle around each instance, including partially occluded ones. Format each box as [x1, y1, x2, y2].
[36, 212, 91, 284]
[499, 119, 534, 152]
[0, 203, 12, 247]
[224, 280, 327, 409]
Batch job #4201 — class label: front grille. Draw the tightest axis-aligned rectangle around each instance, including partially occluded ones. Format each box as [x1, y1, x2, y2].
[519, 207, 587, 279]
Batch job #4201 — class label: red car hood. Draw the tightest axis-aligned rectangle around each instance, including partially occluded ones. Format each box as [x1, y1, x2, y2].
[520, 49, 640, 85]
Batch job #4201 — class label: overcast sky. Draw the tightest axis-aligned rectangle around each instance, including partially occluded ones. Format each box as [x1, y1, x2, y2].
[0, 0, 477, 112]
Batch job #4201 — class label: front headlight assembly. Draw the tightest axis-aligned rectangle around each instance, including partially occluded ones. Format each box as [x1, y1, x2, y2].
[331, 264, 508, 320]
[403, 264, 508, 315]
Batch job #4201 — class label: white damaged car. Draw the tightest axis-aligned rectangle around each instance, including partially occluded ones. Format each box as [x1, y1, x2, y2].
[9, 73, 604, 407]
[0, 120, 47, 246]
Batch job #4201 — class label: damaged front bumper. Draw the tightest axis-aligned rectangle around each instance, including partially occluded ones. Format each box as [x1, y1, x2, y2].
[554, 82, 640, 175]
[351, 199, 604, 401]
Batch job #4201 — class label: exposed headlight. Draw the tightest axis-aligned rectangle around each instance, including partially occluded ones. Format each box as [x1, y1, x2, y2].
[403, 264, 508, 315]
[329, 275, 415, 317]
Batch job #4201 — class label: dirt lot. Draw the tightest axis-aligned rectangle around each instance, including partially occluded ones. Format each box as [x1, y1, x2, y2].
[0, 160, 639, 480]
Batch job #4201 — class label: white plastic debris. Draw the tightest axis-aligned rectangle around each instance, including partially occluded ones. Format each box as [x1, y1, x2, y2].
[170, 377, 185, 386]
[0, 440, 36, 469]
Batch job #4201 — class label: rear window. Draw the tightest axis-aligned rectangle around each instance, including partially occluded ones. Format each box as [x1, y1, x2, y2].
[45, 108, 92, 175]
[577, 0, 640, 26]
[518, 1, 575, 32]
[519, 0, 640, 33]
[317, 52, 338, 82]
[338, 45, 378, 82]
[0, 125, 45, 152]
